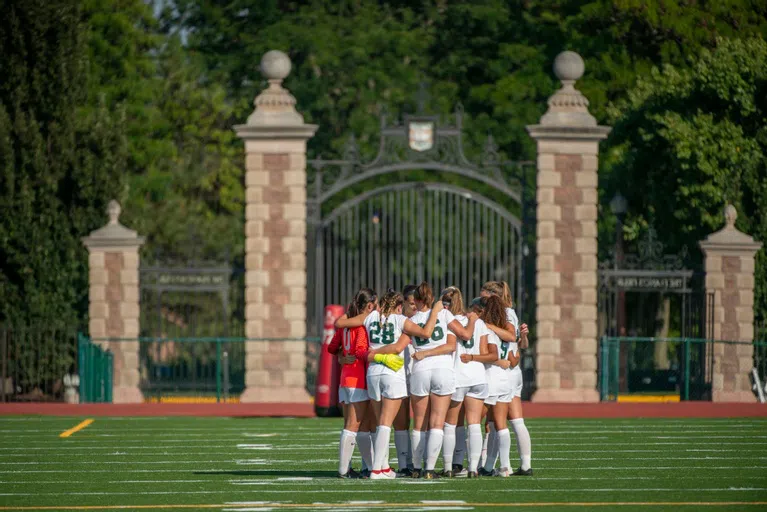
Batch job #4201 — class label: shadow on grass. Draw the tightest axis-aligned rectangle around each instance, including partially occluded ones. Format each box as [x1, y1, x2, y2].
[195, 470, 337, 478]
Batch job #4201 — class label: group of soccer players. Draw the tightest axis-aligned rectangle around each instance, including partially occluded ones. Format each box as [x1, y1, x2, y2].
[327, 280, 533, 479]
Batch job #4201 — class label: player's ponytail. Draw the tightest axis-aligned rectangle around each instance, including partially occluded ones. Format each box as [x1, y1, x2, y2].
[440, 286, 465, 316]
[349, 287, 377, 317]
[380, 288, 404, 319]
[480, 295, 506, 329]
[413, 281, 434, 308]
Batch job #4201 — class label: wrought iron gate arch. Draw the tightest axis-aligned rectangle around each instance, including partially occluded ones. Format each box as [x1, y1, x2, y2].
[306, 101, 533, 337]
[314, 162, 522, 205]
[321, 182, 522, 230]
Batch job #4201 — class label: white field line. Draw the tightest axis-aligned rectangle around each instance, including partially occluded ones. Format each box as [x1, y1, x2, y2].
[3, 454, 766, 467]
[4, 465, 767, 475]
[4, 427, 767, 436]
[4, 475, 766, 485]
[1, 487, 766, 497]
[4, 446, 767, 457]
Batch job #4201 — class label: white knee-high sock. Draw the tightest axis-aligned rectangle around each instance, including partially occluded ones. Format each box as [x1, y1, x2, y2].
[357, 432, 374, 471]
[339, 429, 357, 475]
[442, 423, 456, 470]
[480, 425, 489, 467]
[468, 423, 483, 472]
[373, 426, 392, 471]
[394, 430, 410, 470]
[497, 428, 511, 470]
[422, 430, 429, 467]
[483, 422, 498, 472]
[453, 425, 466, 467]
[425, 428, 444, 471]
[411, 430, 426, 470]
[511, 418, 532, 470]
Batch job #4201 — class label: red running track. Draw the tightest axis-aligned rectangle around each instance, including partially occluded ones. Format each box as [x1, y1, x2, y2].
[0, 402, 765, 418]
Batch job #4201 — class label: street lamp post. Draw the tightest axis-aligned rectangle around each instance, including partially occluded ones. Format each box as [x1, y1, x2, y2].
[610, 192, 628, 393]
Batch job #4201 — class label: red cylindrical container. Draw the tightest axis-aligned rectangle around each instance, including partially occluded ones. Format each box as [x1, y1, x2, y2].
[314, 304, 345, 417]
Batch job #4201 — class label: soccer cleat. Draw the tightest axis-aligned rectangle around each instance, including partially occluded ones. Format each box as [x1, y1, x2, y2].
[441, 469, 454, 478]
[478, 467, 494, 477]
[452, 464, 464, 472]
[383, 468, 396, 479]
[496, 467, 511, 477]
[396, 468, 412, 478]
[370, 469, 394, 480]
[338, 468, 362, 479]
[423, 470, 439, 480]
[512, 467, 533, 476]
[453, 467, 468, 478]
[410, 469, 422, 479]
[359, 469, 371, 479]
[468, 470, 479, 479]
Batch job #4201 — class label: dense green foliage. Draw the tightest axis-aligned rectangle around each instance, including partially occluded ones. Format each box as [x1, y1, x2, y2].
[607, 37, 767, 320]
[1, 0, 766, 326]
[0, 0, 126, 326]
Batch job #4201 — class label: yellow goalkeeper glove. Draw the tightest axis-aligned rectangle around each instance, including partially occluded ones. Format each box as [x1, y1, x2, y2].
[373, 354, 404, 372]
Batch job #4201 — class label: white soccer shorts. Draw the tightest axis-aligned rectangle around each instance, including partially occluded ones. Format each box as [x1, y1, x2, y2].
[409, 368, 456, 397]
[484, 391, 512, 405]
[338, 386, 369, 404]
[452, 382, 489, 402]
[367, 374, 408, 401]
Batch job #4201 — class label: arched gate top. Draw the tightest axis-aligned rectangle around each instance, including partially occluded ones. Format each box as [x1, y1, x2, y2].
[321, 181, 522, 231]
[308, 101, 532, 206]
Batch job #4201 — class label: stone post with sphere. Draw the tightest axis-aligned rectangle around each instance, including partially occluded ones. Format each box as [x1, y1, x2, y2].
[527, 51, 611, 402]
[235, 50, 317, 403]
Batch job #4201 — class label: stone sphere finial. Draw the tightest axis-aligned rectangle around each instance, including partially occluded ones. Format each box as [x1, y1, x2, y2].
[107, 200, 121, 225]
[260, 50, 292, 81]
[553, 51, 585, 82]
[724, 204, 737, 228]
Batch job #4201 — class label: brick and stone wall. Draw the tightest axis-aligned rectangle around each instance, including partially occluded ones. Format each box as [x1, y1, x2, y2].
[82, 201, 144, 403]
[527, 51, 610, 402]
[236, 50, 317, 403]
[700, 205, 762, 402]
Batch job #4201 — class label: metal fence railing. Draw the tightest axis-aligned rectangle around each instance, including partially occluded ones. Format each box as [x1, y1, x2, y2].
[599, 336, 767, 402]
[1, 326, 79, 403]
[78, 334, 113, 403]
[92, 337, 322, 402]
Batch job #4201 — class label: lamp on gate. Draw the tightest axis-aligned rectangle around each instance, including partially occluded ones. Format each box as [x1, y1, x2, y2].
[610, 191, 628, 392]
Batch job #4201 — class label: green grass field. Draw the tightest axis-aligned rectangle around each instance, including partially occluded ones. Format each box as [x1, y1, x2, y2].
[1, 416, 766, 511]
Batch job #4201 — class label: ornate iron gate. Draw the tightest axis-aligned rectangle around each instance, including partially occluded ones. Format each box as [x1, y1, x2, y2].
[598, 228, 714, 399]
[305, 100, 534, 395]
[138, 253, 245, 398]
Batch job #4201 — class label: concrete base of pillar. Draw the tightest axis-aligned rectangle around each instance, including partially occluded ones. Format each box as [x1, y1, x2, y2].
[240, 386, 312, 403]
[712, 390, 757, 403]
[112, 386, 144, 404]
[532, 388, 600, 403]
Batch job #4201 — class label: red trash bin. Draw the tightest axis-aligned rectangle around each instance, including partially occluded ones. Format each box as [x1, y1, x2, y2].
[314, 304, 345, 417]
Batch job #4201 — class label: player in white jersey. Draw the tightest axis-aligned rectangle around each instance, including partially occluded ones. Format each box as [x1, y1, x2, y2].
[481, 280, 533, 476]
[402, 282, 477, 478]
[395, 284, 419, 475]
[438, 287, 489, 478]
[474, 294, 519, 477]
[361, 290, 409, 480]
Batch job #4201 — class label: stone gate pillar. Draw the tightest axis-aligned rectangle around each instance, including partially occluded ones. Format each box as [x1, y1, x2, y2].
[82, 200, 145, 403]
[700, 205, 762, 402]
[527, 51, 611, 402]
[235, 50, 318, 403]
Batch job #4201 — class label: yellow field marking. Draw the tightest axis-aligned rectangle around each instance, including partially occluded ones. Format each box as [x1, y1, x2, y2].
[617, 394, 680, 403]
[58, 419, 94, 438]
[2, 502, 767, 510]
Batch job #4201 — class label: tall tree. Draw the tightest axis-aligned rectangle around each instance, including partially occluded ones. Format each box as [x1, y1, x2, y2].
[0, 0, 126, 325]
[606, 37, 767, 321]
